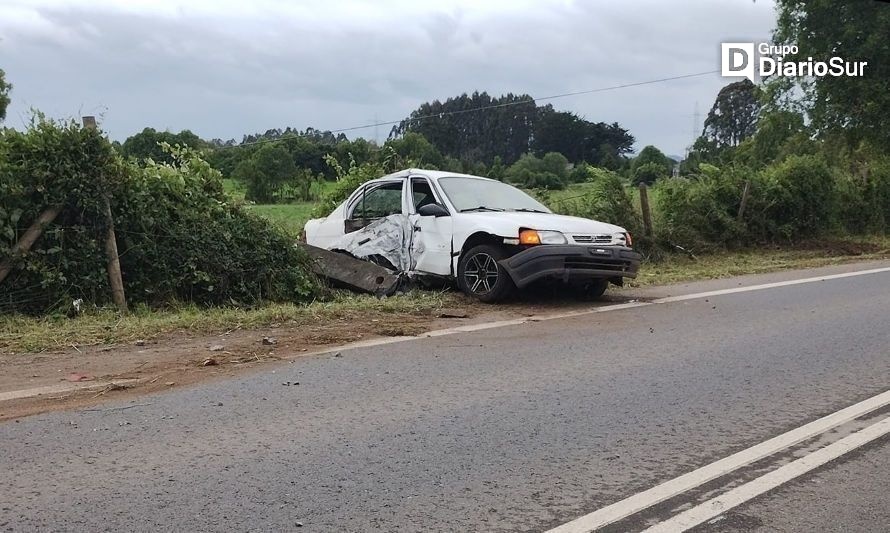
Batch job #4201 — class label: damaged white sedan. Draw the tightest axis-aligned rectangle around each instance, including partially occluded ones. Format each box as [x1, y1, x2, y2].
[304, 169, 642, 302]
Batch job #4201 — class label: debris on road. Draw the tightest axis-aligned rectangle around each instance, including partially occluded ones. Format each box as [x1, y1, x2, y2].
[201, 358, 218, 367]
[262, 336, 278, 346]
[134, 339, 146, 346]
[300, 244, 402, 297]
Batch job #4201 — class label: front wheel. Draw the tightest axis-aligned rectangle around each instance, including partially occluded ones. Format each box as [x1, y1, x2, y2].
[457, 245, 515, 302]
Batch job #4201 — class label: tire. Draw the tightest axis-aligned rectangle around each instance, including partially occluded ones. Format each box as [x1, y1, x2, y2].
[457, 244, 515, 302]
[575, 279, 609, 301]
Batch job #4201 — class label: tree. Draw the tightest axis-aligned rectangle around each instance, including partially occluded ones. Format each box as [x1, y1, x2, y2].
[234, 143, 296, 203]
[394, 91, 537, 165]
[487, 156, 505, 181]
[122, 128, 205, 165]
[504, 153, 569, 190]
[394, 91, 635, 167]
[631, 146, 673, 175]
[703, 79, 761, 149]
[0, 69, 11, 122]
[384, 132, 445, 169]
[734, 110, 809, 168]
[773, 0, 890, 147]
[532, 107, 634, 165]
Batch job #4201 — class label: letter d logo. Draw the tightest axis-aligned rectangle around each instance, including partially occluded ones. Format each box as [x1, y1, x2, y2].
[721, 43, 755, 82]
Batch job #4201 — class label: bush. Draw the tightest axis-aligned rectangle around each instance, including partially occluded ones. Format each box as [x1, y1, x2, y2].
[555, 169, 642, 239]
[0, 119, 319, 314]
[631, 162, 668, 186]
[833, 160, 890, 235]
[656, 167, 755, 249]
[760, 155, 836, 240]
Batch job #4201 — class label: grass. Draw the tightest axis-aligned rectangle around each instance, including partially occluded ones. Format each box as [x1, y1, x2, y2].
[0, 291, 460, 354]
[3, 238, 887, 354]
[224, 178, 337, 234]
[246, 203, 315, 235]
[629, 237, 890, 287]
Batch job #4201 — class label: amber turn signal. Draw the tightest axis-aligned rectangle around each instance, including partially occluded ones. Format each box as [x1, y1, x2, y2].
[519, 229, 541, 245]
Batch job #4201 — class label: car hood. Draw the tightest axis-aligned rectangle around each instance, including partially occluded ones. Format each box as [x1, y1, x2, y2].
[460, 211, 627, 235]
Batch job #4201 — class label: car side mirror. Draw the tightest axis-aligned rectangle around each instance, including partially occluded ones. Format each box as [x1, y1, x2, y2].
[417, 203, 450, 217]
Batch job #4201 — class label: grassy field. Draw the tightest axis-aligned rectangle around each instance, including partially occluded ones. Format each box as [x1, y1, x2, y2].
[248, 204, 316, 234]
[223, 178, 336, 234]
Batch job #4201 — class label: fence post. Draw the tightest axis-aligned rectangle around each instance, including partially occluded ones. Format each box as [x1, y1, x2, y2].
[83, 116, 128, 313]
[737, 180, 751, 222]
[0, 206, 63, 286]
[638, 183, 653, 237]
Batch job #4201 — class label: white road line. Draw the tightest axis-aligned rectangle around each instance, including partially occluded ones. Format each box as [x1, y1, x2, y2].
[643, 415, 890, 533]
[546, 389, 890, 533]
[424, 266, 890, 340]
[651, 267, 890, 304]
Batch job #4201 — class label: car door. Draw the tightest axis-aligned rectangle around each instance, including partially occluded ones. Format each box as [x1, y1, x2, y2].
[408, 176, 453, 276]
[344, 180, 406, 233]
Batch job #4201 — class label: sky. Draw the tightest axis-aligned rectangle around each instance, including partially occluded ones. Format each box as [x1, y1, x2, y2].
[0, 0, 776, 156]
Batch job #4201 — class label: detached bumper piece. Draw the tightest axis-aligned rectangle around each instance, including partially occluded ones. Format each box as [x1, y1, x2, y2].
[500, 245, 642, 288]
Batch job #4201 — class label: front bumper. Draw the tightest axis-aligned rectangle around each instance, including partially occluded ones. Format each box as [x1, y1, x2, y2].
[500, 245, 642, 288]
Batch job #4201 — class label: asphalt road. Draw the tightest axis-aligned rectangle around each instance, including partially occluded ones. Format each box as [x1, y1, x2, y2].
[2, 264, 889, 532]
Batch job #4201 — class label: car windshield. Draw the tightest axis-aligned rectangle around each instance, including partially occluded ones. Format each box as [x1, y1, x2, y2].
[437, 177, 552, 213]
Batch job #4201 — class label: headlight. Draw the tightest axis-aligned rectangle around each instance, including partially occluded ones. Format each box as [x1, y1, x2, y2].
[519, 229, 567, 245]
[615, 232, 633, 247]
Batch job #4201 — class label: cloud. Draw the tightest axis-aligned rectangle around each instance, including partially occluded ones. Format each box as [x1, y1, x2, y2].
[0, 0, 776, 153]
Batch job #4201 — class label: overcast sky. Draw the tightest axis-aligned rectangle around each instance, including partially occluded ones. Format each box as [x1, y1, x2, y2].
[1, 0, 776, 156]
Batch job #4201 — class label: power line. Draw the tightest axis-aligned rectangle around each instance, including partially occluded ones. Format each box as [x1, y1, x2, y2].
[231, 69, 720, 148]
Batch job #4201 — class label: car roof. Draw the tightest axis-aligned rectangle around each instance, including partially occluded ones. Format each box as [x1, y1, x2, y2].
[368, 168, 496, 184]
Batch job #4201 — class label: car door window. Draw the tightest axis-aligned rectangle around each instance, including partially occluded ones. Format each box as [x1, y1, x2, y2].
[410, 178, 438, 212]
[350, 182, 404, 220]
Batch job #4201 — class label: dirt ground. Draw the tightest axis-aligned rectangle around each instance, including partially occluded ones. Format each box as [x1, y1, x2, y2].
[0, 293, 623, 421]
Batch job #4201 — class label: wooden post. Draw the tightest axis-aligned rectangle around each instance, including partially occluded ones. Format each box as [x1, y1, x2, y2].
[82, 116, 127, 313]
[638, 183, 653, 237]
[0, 206, 62, 286]
[737, 180, 751, 222]
[102, 197, 127, 313]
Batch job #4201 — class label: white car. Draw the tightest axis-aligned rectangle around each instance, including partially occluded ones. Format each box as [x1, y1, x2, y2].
[304, 169, 641, 302]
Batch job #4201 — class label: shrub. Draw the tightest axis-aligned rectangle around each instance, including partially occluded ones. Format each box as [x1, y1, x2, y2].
[656, 167, 755, 249]
[760, 155, 836, 240]
[834, 160, 890, 234]
[556, 169, 642, 239]
[632, 162, 669, 185]
[0, 119, 319, 314]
